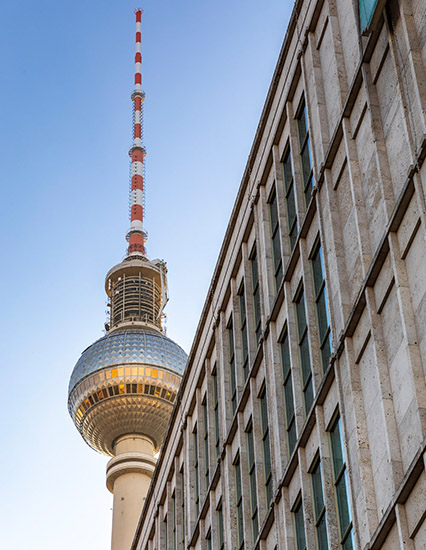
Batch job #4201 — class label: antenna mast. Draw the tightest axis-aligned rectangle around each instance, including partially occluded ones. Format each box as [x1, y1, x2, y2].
[127, 8, 147, 257]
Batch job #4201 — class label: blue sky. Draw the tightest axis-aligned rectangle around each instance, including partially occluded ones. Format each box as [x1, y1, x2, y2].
[0, 1, 291, 548]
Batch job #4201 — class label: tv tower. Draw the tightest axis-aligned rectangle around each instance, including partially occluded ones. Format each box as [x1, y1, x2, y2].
[68, 10, 187, 550]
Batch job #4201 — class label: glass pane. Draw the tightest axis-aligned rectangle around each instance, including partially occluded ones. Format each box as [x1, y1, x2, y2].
[269, 190, 279, 231]
[252, 510, 259, 541]
[275, 260, 283, 290]
[253, 287, 261, 330]
[321, 334, 331, 371]
[283, 149, 293, 193]
[284, 377, 295, 425]
[296, 291, 307, 337]
[272, 230, 282, 272]
[342, 529, 355, 550]
[218, 506, 224, 548]
[239, 290, 246, 323]
[247, 427, 255, 467]
[287, 184, 297, 228]
[290, 222, 298, 250]
[280, 333, 291, 379]
[288, 419, 297, 453]
[297, 105, 308, 145]
[304, 378, 314, 413]
[266, 476, 273, 506]
[317, 289, 330, 342]
[300, 334, 311, 384]
[330, 420, 344, 476]
[336, 475, 351, 535]
[312, 246, 324, 296]
[241, 324, 248, 366]
[301, 143, 313, 188]
[294, 501, 307, 550]
[263, 434, 272, 478]
[251, 249, 259, 287]
[317, 513, 329, 550]
[312, 463, 325, 518]
[250, 470, 257, 511]
[260, 397, 268, 433]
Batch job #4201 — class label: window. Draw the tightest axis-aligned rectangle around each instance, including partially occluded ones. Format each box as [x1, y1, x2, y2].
[203, 398, 210, 490]
[206, 529, 212, 550]
[217, 502, 225, 550]
[295, 286, 314, 413]
[235, 455, 244, 550]
[251, 247, 262, 345]
[293, 497, 307, 550]
[172, 493, 177, 550]
[164, 515, 168, 550]
[280, 330, 297, 453]
[193, 428, 200, 516]
[180, 469, 185, 549]
[228, 319, 237, 414]
[311, 460, 328, 550]
[311, 242, 332, 371]
[212, 366, 220, 457]
[259, 386, 273, 506]
[238, 284, 249, 380]
[247, 422, 259, 540]
[330, 416, 354, 550]
[283, 146, 298, 249]
[297, 100, 314, 206]
[269, 187, 283, 290]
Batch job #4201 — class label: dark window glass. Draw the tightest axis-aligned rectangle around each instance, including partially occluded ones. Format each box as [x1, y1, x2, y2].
[180, 470, 185, 549]
[330, 416, 354, 550]
[239, 285, 249, 380]
[283, 147, 298, 249]
[228, 319, 237, 414]
[259, 387, 273, 505]
[293, 499, 307, 550]
[218, 503, 224, 550]
[172, 493, 177, 550]
[297, 100, 314, 205]
[269, 188, 283, 291]
[247, 423, 259, 540]
[311, 460, 328, 550]
[311, 243, 332, 371]
[251, 248, 262, 345]
[280, 331, 297, 453]
[212, 366, 220, 456]
[295, 287, 314, 413]
[203, 399, 210, 490]
[193, 428, 199, 516]
[235, 456, 244, 550]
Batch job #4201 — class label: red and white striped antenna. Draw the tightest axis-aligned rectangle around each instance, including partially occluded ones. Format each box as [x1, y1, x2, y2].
[126, 8, 147, 257]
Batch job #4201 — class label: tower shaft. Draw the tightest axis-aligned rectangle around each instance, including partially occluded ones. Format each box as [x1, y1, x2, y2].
[106, 435, 156, 550]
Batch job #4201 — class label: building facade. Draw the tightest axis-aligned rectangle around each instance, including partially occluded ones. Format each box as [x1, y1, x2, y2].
[132, 0, 426, 548]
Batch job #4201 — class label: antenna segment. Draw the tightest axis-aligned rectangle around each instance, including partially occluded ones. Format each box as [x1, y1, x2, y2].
[127, 8, 147, 257]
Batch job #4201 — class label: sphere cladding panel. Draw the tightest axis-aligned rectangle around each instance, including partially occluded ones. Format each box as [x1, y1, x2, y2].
[69, 329, 187, 392]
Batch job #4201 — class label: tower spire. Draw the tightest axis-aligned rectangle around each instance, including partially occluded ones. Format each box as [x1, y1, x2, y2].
[127, 8, 147, 257]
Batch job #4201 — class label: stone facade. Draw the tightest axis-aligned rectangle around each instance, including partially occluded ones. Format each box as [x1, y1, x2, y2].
[131, 0, 426, 548]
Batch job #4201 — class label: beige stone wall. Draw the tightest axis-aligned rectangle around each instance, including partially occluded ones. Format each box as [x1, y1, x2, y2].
[132, 0, 426, 549]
